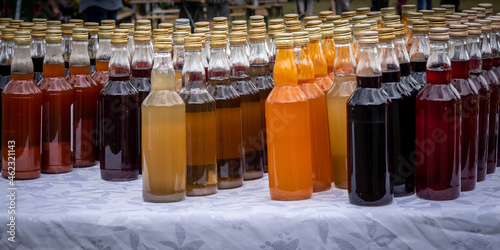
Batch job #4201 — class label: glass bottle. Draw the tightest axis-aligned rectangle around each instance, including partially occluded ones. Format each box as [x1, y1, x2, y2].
[348, 31, 392, 206]
[415, 27, 461, 200]
[294, 31, 332, 192]
[39, 30, 73, 174]
[131, 30, 153, 174]
[0, 28, 15, 162]
[268, 25, 280, 79]
[67, 28, 99, 167]
[100, 32, 140, 181]
[61, 24, 76, 77]
[410, 21, 430, 86]
[449, 25, 479, 191]
[493, 22, 500, 168]
[467, 22, 490, 182]
[321, 24, 336, 82]
[142, 37, 186, 202]
[249, 31, 273, 173]
[308, 27, 334, 95]
[208, 35, 243, 189]
[1, 31, 42, 179]
[327, 28, 357, 189]
[173, 31, 188, 93]
[31, 26, 46, 84]
[478, 21, 500, 175]
[267, 33, 313, 201]
[180, 37, 217, 196]
[85, 22, 99, 75]
[402, 5, 416, 37]
[119, 23, 135, 60]
[92, 26, 112, 89]
[229, 33, 264, 180]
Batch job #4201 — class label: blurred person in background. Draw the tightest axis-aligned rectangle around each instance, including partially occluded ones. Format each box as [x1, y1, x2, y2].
[418, 0, 432, 10]
[206, 0, 230, 23]
[179, 0, 205, 26]
[440, 0, 459, 11]
[79, 0, 124, 23]
[297, 0, 314, 18]
[333, 0, 349, 15]
[372, 0, 388, 11]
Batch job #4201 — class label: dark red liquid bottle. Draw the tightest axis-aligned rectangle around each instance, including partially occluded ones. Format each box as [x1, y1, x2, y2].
[482, 57, 500, 174]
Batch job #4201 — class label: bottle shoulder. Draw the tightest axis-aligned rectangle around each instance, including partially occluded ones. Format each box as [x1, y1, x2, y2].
[381, 82, 411, 99]
[142, 90, 185, 107]
[3, 79, 42, 95]
[451, 78, 479, 97]
[327, 75, 357, 97]
[348, 88, 391, 106]
[38, 77, 73, 92]
[101, 80, 139, 96]
[66, 74, 97, 88]
[416, 84, 461, 102]
[266, 86, 309, 104]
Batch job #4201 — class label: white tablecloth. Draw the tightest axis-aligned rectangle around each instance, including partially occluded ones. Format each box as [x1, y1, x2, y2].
[1, 165, 500, 249]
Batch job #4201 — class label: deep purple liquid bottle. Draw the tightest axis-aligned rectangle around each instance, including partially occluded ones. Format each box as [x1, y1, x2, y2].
[482, 58, 500, 174]
[131, 66, 151, 175]
[451, 59, 479, 191]
[100, 74, 140, 181]
[410, 60, 427, 86]
[32, 56, 44, 84]
[347, 75, 392, 206]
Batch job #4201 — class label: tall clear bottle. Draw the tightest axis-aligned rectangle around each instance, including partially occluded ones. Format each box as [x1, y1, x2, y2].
[267, 33, 313, 201]
[208, 35, 243, 189]
[61, 24, 76, 77]
[467, 22, 490, 182]
[85, 22, 98, 75]
[39, 30, 73, 174]
[377, 28, 414, 197]
[142, 37, 186, 202]
[415, 27, 461, 200]
[100, 32, 140, 181]
[308, 27, 334, 95]
[131, 30, 153, 174]
[67, 28, 99, 167]
[1, 31, 42, 179]
[173, 31, 188, 93]
[229, 32, 264, 180]
[409, 21, 430, 86]
[294, 31, 332, 192]
[0, 28, 15, 163]
[249, 30, 273, 173]
[180, 37, 217, 196]
[327, 28, 357, 189]
[449, 24, 479, 191]
[31, 26, 46, 84]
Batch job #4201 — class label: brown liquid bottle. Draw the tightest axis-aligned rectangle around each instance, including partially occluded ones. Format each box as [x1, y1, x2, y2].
[39, 30, 73, 173]
[1, 31, 42, 179]
[66, 28, 99, 167]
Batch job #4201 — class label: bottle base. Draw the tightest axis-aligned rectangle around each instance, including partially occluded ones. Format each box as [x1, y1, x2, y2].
[218, 179, 243, 189]
[143, 192, 185, 203]
[243, 170, 263, 181]
[101, 169, 139, 182]
[349, 195, 393, 206]
[394, 185, 415, 197]
[416, 188, 460, 201]
[334, 182, 348, 190]
[313, 184, 332, 193]
[270, 188, 313, 201]
[2, 169, 40, 180]
[186, 185, 218, 196]
[42, 165, 73, 174]
[73, 159, 96, 168]
[460, 179, 476, 192]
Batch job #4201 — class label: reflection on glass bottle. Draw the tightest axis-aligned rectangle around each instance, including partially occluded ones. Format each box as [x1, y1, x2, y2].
[308, 27, 334, 95]
[0, 28, 15, 163]
[61, 24, 75, 77]
[31, 26, 46, 84]
[85, 22, 98, 75]
[173, 31, 188, 93]
[409, 21, 430, 86]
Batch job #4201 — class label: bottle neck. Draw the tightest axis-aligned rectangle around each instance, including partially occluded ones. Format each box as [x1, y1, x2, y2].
[269, 36, 276, 63]
[481, 32, 493, 70]
[449, 37, 469, 61]
[295, 44, 315, 83]
[62, 35, 72, 62]
[410, 33, 429, 62]
[44, 41, 64, 64]
[69, 39, 89, 67]
[378, 40, 400, 73]
[11, 43, 33, 75]
[468, 35, 482, 73]
[249, 39, 269, 65]
[357, 43, 382, 88]
[427, 40, 452, 84]
[182, 49, 206, 91]
[394, 37, 410, 64]
[209, 46, 230, 79]
[96, 37, 111, 72]
[109, 44, 131, 80]
[173, 43, 184, 69]
[491, 30, 499, 58]
[132, 41, 153, 70]
[88, 33, 98, 59]
[152, 50, 175, 91]
[30, 37, 45, 57]
[334, 40, 356, 76]
[229, 43, 249, 78]
[310, 39, 328, 76]
[0, 40, 14, 65]
[274, 46, 298, 87]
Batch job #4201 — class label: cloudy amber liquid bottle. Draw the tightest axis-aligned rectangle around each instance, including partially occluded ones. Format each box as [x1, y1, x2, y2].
[1, 31, 42, 179]
[294, 31, 332, 192]
[267, 33, 313, 201]
[327, 28, 357, 189]
[180, 38, 217, 196]
[142, 38, 186, 202]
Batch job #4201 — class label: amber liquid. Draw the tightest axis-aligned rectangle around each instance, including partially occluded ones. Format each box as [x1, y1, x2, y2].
[32, 56, 44, 84]
[39, 63, 73, 173]
[250, 64, 273, 172]
[208, 77, 243, 189]
[311, 40, 334, 94]
[66, 65, 99, 167]
[1, 73, 42, 179]
[180, 71, 218, 196]
[231, 74, 264, 180]
[323, 36, 336, 82]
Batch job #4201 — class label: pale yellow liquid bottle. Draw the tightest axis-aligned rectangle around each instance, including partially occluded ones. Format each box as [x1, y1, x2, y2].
[142, 39, 187, 202]
[326, 28, 357, 189]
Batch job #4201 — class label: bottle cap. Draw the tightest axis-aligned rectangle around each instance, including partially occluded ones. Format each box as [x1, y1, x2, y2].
[356, 7, 371, 16]
[231, 26, 247, 33]
[19, 22, 34, 32]
[84, 22, 98, 34]
[113, 28, 129, 35]
[249, 28, 266, 41]
[306, 27, 321, 41]
[33, 18, 47, 27]
[320, 24, 334, 37]
[445, 15, 461, 26]
[119, 23, 135, 35]
[8, 20, 22, 29]
[0, 18, 12, 27]
[153, 28, 169, 38]
[101, 20, 116, 28]
[449, 24, 468, 38]
[184, 36, 202, 50]
[366, 11, 382, 21]
[194, 21, 209, 28]
[463, 10, 477, 21]
[407, 12, 423, 22]
[429, 17, 446, 27]
[31, 26, 47, 38]
[306, 20, 322, 29]
[476, 19, 491, 32]
[381, 7, 396, 16]
[478, 3, 492, 15]
[46, 29, 62, 42]
[159, 22, 173, 29]
[412, 20, 430, 33]
[293, 31, 309, 45]
[303, 16, 319, 24]
[72, 28, 88, 40]
[98, 25, 113, 38]
[69, 19, 84, 28]
[173, 31, 189, 44]
[232, 20, 247, 27]
[1, 28, 15, 40]
[361, 19, 378, 30]
[334, 28, 352, 42]
[46, 20, 61, 30]
[466, 22, 482, 36]
[269, 24, 284, 37]
[190, 33, 206, 46]
[491, 18, 500, 31]
[284, 14, 299, 22]
[61, 24, 76, 36]
[326, 15, 341, 24]
[441, 4, 455, 15]
[377, 27, 395, 42]
[134, 30, 151, 42]
[341, 11, 356, 22]
[175, 18, 191, 27]
[249, 15, 264, 24]
[275, 32, 294, 47]
[354, 23, 371, 38]
[352, 15, 368, 25]
[250, 22, 266, 30]
[333, 19, 349, 29]
[358, 30, 379, 45]
[382, 15, 400, 26]
[402, 5, 417, 14]
[14, 30, 30, 43]
[454, 13, 469, 24]
[432, 8, 447, 17]
[471, 7, 486, 15]
[111, 32, 128, 45]
[319, 11, 334, 22]
[137, 19, 151, 27]
[136, 25, 152, 33]
[429, 27, 449, 41]
[153, 37, 172, 51]
[420, 10, 435, 20]
[229, 32, 247, 45]
[385, 24, 405, 37]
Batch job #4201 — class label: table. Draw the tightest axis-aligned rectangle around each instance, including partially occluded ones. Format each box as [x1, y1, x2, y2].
[1, 165, 500, 249]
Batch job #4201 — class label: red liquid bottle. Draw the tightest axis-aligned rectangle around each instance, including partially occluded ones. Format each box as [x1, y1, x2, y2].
[31, 26, 45, 84]
[415, 28, 461, 200]
[492, 24, 500, 168]
[66, 28, 99, 167]
[467, 23, 490, 182]
[449, 25, 479, 191]
[409, 21, 430, 86]
[100, 32, 140, 181]
[39, 30, 73, 174]
[0, 28, 15, 165]
[1, 31, 42, 179]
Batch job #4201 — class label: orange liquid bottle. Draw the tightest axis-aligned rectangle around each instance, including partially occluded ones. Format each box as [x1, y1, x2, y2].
[308, 28, 334, 94]
[294, 32, 332, 192]
[39, 30, 73, 173]
[321, 25, 336, 82]
[266, 33, 313, 201]
[402, 5, 417, 38]
[66, 28, 99, 167]
[1, 31, 42, 179]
